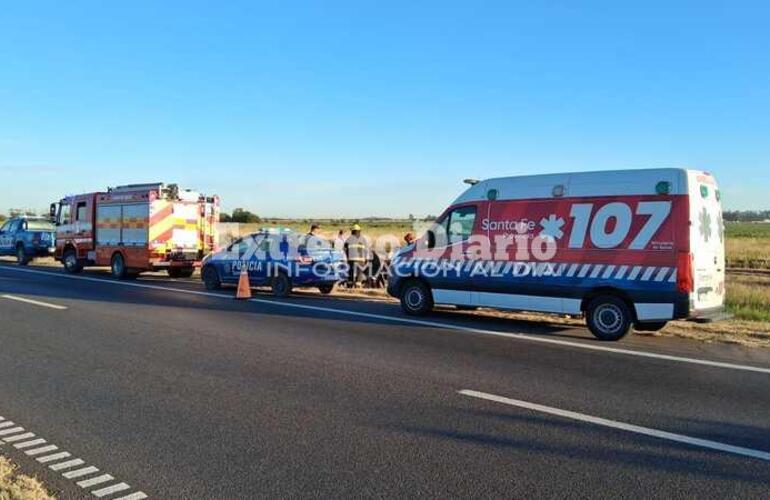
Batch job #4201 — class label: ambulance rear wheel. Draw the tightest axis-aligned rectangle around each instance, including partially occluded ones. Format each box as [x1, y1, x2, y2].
[111, 253, 128, 280]
[400, 279, 433, 316]
[271, 272, 292, 297]
[62, 248, 83, 274]
[586, 295, 633, 341]
[202, 265, 221, 290]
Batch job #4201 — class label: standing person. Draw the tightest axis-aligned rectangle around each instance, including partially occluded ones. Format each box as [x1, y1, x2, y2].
[303, 223, 322, 252]
[333, 229, 346, 252]
[344, 224, 369, 287]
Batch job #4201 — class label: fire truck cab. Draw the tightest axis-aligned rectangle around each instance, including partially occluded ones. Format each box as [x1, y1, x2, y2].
[52, 183, 219, 279]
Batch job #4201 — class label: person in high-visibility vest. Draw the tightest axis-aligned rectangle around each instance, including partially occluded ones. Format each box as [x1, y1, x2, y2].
[344, 224, 369, 286]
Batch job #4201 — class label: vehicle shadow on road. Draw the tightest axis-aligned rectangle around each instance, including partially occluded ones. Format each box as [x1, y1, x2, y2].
[386, 409, 770, 485]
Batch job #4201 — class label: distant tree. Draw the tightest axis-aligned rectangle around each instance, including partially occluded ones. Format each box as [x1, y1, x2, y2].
[9, 208, 37, 217]
[724, 210, 770, 222]
[219, 212, 232, 223]
[408, 213, 415, 222]
[230, 208, 261, 224]
[423, 215, 437, 221]
[0, 214, 6, 223]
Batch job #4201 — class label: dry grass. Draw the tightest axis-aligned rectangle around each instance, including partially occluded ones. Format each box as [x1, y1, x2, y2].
[726, 273, 770, 322]
[0, 456, 54, 500]
[726, 238, 770, 269]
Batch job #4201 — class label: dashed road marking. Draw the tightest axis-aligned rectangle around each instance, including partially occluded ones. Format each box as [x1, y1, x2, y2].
[459, 389, 770, 461]
[26, 445, 58, 456]
[37, 451, 72, 463]
[77, 474, 114, 489]
[0, 412, 147, 498]
[3, 432, 35, 442]
[115, 492, 148, 500]
[63, 466, 99, 479]
[93, 482, 131, 497]
[14, 438, 46, 449]
[0, 426, 25, 436]
[49, 458, 85, 471]
[0, 294, 68, 310]
[2, 264, 769, 376]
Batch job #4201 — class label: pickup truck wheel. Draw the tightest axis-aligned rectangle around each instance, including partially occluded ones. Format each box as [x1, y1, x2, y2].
[111, 253, 128, 280]
[586, 295, 633, 341]
[400, 279, 433, 316]
[62, 249, 83, 274]
[318, 283, 335, 294]
[271, 272, 292, 297]
[202, 266, 221, 290]
[16, 245, 29, 266]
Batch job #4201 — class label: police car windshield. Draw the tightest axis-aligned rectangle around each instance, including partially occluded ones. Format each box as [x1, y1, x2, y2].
[26, 220, 55, 231]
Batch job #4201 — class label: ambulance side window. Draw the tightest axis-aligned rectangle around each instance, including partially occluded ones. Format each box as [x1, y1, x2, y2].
[447, 206, 477, 244]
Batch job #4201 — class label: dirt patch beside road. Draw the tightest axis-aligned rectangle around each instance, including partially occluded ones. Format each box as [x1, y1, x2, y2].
[0, 456, 54, 500]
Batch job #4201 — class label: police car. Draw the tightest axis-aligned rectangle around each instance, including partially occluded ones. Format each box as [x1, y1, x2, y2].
[0, 216, 56, 265]
[200, 229, 347, 296]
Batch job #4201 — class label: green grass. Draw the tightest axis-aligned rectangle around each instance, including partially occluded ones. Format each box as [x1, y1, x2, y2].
[725, 222, 770, 238]
[726, 274, 770, 322]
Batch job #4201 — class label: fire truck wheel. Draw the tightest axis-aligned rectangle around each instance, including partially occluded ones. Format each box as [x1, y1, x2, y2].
[202, 266, 221, 290]
[271, 272, 292, 297]
[111, 253, 128, 280]
[586, 295, 633, 341]
[168, 267, 195, 279]
[399, 279, 433, 316]
[318, 283, 335, 294]
[62, 248, 83, 274]
[16, 244, 29, 266]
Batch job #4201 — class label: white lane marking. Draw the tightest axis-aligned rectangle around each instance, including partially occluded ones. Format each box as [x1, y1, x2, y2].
[459, 389, 770, 461]
[114, 493, 148, 500]
[0, 421, 17, 428]
[14, 438, 46, 449]
[26, 444, 58, 455]
[1, 294, 67, 310]
[76, 474, 114, 488]
[49, 458, 85, 471]
[0, 427, 25, 436]
[37, 451, 72, 463]
[92, 482, 131, 497]
[63, 466, 100, 479]
[3, 265, 770, 375]
[3, 432, 35, 443]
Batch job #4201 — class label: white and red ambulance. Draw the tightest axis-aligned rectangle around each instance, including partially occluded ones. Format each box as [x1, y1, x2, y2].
[388, 168, 726, 341]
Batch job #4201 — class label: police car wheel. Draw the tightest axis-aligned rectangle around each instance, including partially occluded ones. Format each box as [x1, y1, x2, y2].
[271, 272, 292, 297]
[62, 249, 83, 274]
[318, 283, 335, 294]
[111, 254, 128, 280]
[202, 266, 221, 290]
[400, 280, 433, 316]
[16, 245, 29, 266]
[586, 295, 632, 341]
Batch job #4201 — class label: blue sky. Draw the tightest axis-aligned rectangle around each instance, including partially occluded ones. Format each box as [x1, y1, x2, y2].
[1, 1, 768, 217]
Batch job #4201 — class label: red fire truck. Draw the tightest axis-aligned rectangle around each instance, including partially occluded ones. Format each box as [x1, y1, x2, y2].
[51, 183, 220, 279]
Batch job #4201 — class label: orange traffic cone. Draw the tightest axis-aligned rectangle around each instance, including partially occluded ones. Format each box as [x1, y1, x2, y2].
[236, 268, 252, 299]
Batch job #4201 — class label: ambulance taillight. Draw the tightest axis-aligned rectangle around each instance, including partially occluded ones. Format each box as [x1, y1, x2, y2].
[677, 251, 694, 294]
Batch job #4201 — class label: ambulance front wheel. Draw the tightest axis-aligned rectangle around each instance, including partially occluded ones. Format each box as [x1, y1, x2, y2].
[586, 295, 633, 341]
[400, 279, 433, 316]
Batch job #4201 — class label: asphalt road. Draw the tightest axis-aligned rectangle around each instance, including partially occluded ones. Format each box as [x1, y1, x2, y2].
[1, 261, 769, 499]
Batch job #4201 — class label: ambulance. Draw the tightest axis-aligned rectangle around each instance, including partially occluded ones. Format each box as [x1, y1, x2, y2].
[52, 183, 220, 279]
[387, 168, 726, 341]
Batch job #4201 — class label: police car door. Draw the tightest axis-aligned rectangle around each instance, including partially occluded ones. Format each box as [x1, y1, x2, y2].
[0, 220, 18, 254]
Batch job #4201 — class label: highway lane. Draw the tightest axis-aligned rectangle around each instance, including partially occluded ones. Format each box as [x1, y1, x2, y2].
[0, 262, 769, 498]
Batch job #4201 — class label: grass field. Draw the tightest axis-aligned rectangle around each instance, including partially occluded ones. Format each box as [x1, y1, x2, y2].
[0, 456, 54, 500]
